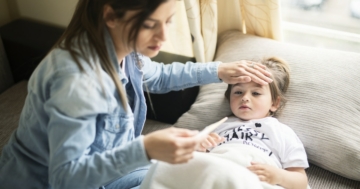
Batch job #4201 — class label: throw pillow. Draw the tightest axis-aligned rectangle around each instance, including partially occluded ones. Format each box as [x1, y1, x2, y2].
[174, 30, 360, 181]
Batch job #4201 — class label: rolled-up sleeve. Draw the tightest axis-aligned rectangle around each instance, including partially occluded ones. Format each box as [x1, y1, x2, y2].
[141, 55, 222, 94]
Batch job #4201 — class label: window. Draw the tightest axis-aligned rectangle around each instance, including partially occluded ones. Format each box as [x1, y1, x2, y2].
[280, 0, 360, 53]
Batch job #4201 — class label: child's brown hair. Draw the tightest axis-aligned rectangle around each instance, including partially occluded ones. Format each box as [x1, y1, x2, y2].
[224, 57, 290, 117]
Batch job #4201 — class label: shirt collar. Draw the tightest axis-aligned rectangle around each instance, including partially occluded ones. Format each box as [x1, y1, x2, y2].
[104, 28, 128, 85]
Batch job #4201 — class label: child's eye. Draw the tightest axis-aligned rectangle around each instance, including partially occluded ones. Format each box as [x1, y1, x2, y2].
[234, 91, 242, 95]
[252, 92, 261, 96]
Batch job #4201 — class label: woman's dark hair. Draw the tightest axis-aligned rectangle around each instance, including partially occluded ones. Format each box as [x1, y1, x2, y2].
[224, 57, 290, 117]
[53, 0, 168, 110]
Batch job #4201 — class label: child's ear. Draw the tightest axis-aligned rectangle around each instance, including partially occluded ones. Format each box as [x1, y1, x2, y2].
[270, 96, 281, 112]
[103, 4, 117, 28]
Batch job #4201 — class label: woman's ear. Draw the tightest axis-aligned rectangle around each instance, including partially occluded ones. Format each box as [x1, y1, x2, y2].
[103, 4, 117, 28]
[270, 96, 281, 112]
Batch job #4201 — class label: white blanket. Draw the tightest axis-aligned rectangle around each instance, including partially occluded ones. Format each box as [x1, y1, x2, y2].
[140, 144, 302, 189]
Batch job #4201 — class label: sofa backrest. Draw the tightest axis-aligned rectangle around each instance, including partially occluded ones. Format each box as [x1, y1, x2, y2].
[0, 35, 13, 94]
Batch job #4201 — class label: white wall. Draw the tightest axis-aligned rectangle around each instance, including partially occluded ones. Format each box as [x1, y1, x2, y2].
[13, 0, 192, 57]
[16, 0, 77, 27]
[0, 0, 11, 27]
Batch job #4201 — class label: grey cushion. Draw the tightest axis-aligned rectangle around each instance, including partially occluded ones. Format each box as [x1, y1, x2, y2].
[306, 163, 360, 189]
[174, 82, 230, 130]
[174, 30, 360, 182]
[0, 81, 28, 152]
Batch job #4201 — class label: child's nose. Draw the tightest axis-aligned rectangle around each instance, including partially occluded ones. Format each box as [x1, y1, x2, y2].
[241, 94, 250, 102]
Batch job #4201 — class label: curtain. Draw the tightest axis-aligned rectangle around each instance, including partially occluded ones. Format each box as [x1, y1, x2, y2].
[160, 1, 194, 58]
[184, 0, 218, 63]
[161, 0, 282, 62]
[237, 0, 283, 40]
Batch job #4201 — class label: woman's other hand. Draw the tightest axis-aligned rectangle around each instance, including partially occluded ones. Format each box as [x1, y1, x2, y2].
[143, 127, 199, 164]
[218, 60, 273, 85]
[196, 133, 224, 152]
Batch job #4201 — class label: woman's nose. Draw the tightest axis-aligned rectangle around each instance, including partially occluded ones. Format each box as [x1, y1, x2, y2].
[156, 23, 167, 42]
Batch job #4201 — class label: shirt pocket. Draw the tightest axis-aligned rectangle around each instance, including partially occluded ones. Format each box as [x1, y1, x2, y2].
[92, 108, 135, 152]
[104, 112, 134, 137]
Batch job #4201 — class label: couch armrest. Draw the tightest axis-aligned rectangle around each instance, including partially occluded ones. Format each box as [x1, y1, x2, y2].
[0, 80, 28, 152]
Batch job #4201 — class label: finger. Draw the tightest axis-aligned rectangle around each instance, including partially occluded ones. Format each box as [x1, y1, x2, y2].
[245, 61, 267, 70]
[244, 69, 272, 85]
[254, 170, 265, 176]
[248, 164, 263, 171]
[244, 61, 270, 74]
[251, 162, 266, 168]
[202, 140, 212, 148]
[172, 128, 199, 137]
[246, 64, 273, 83]
[211, 137, 224, 144]
[258, 175, 267, 182]
[219, 136, 226, 143]
[209, 133, 223, 141]
[248, 169, 265, 177]
[206, 136, 218, 146]
[254, 63, 267, 69]
[230, 76, 251, 84]
[196, 145, 206, 152]
[252, 66, 273, 83]
[173, 152, 194, 164]
[176, 137, 198, 150]
[247, 166, 259, 171]
[233, 68, 270, 85]
[254, 64, 272, 77]
[242, 61, 272, 83]
[198, 141, 210, 150]
[172, 143, 196, 160]
[210, 135, 223, 145]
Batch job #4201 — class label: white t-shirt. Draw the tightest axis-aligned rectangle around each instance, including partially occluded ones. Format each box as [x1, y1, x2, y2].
[212, 116, 309, 169]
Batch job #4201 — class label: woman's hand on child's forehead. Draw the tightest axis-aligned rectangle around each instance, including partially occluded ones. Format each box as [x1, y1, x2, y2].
[217, 60, 273, 85]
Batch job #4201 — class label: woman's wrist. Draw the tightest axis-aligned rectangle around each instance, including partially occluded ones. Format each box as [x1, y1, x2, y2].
[142, 135, 152, 161]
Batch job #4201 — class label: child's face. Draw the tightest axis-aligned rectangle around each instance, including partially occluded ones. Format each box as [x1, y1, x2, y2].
[230, 82, 278, 121]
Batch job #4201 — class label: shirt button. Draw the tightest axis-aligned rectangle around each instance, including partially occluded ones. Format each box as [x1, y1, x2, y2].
[116, 124, 120, 129]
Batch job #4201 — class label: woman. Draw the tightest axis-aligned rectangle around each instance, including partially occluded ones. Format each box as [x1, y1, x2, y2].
[0, 0, 272, 188]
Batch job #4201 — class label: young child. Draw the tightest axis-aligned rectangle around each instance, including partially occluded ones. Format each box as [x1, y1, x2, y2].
[202, 57, 309, 189]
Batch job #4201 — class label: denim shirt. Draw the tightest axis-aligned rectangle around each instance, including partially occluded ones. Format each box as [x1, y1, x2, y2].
[0, 30, 221, 189]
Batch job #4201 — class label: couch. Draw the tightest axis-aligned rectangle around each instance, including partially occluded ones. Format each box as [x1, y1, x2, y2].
[0, 20, 359, 189]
